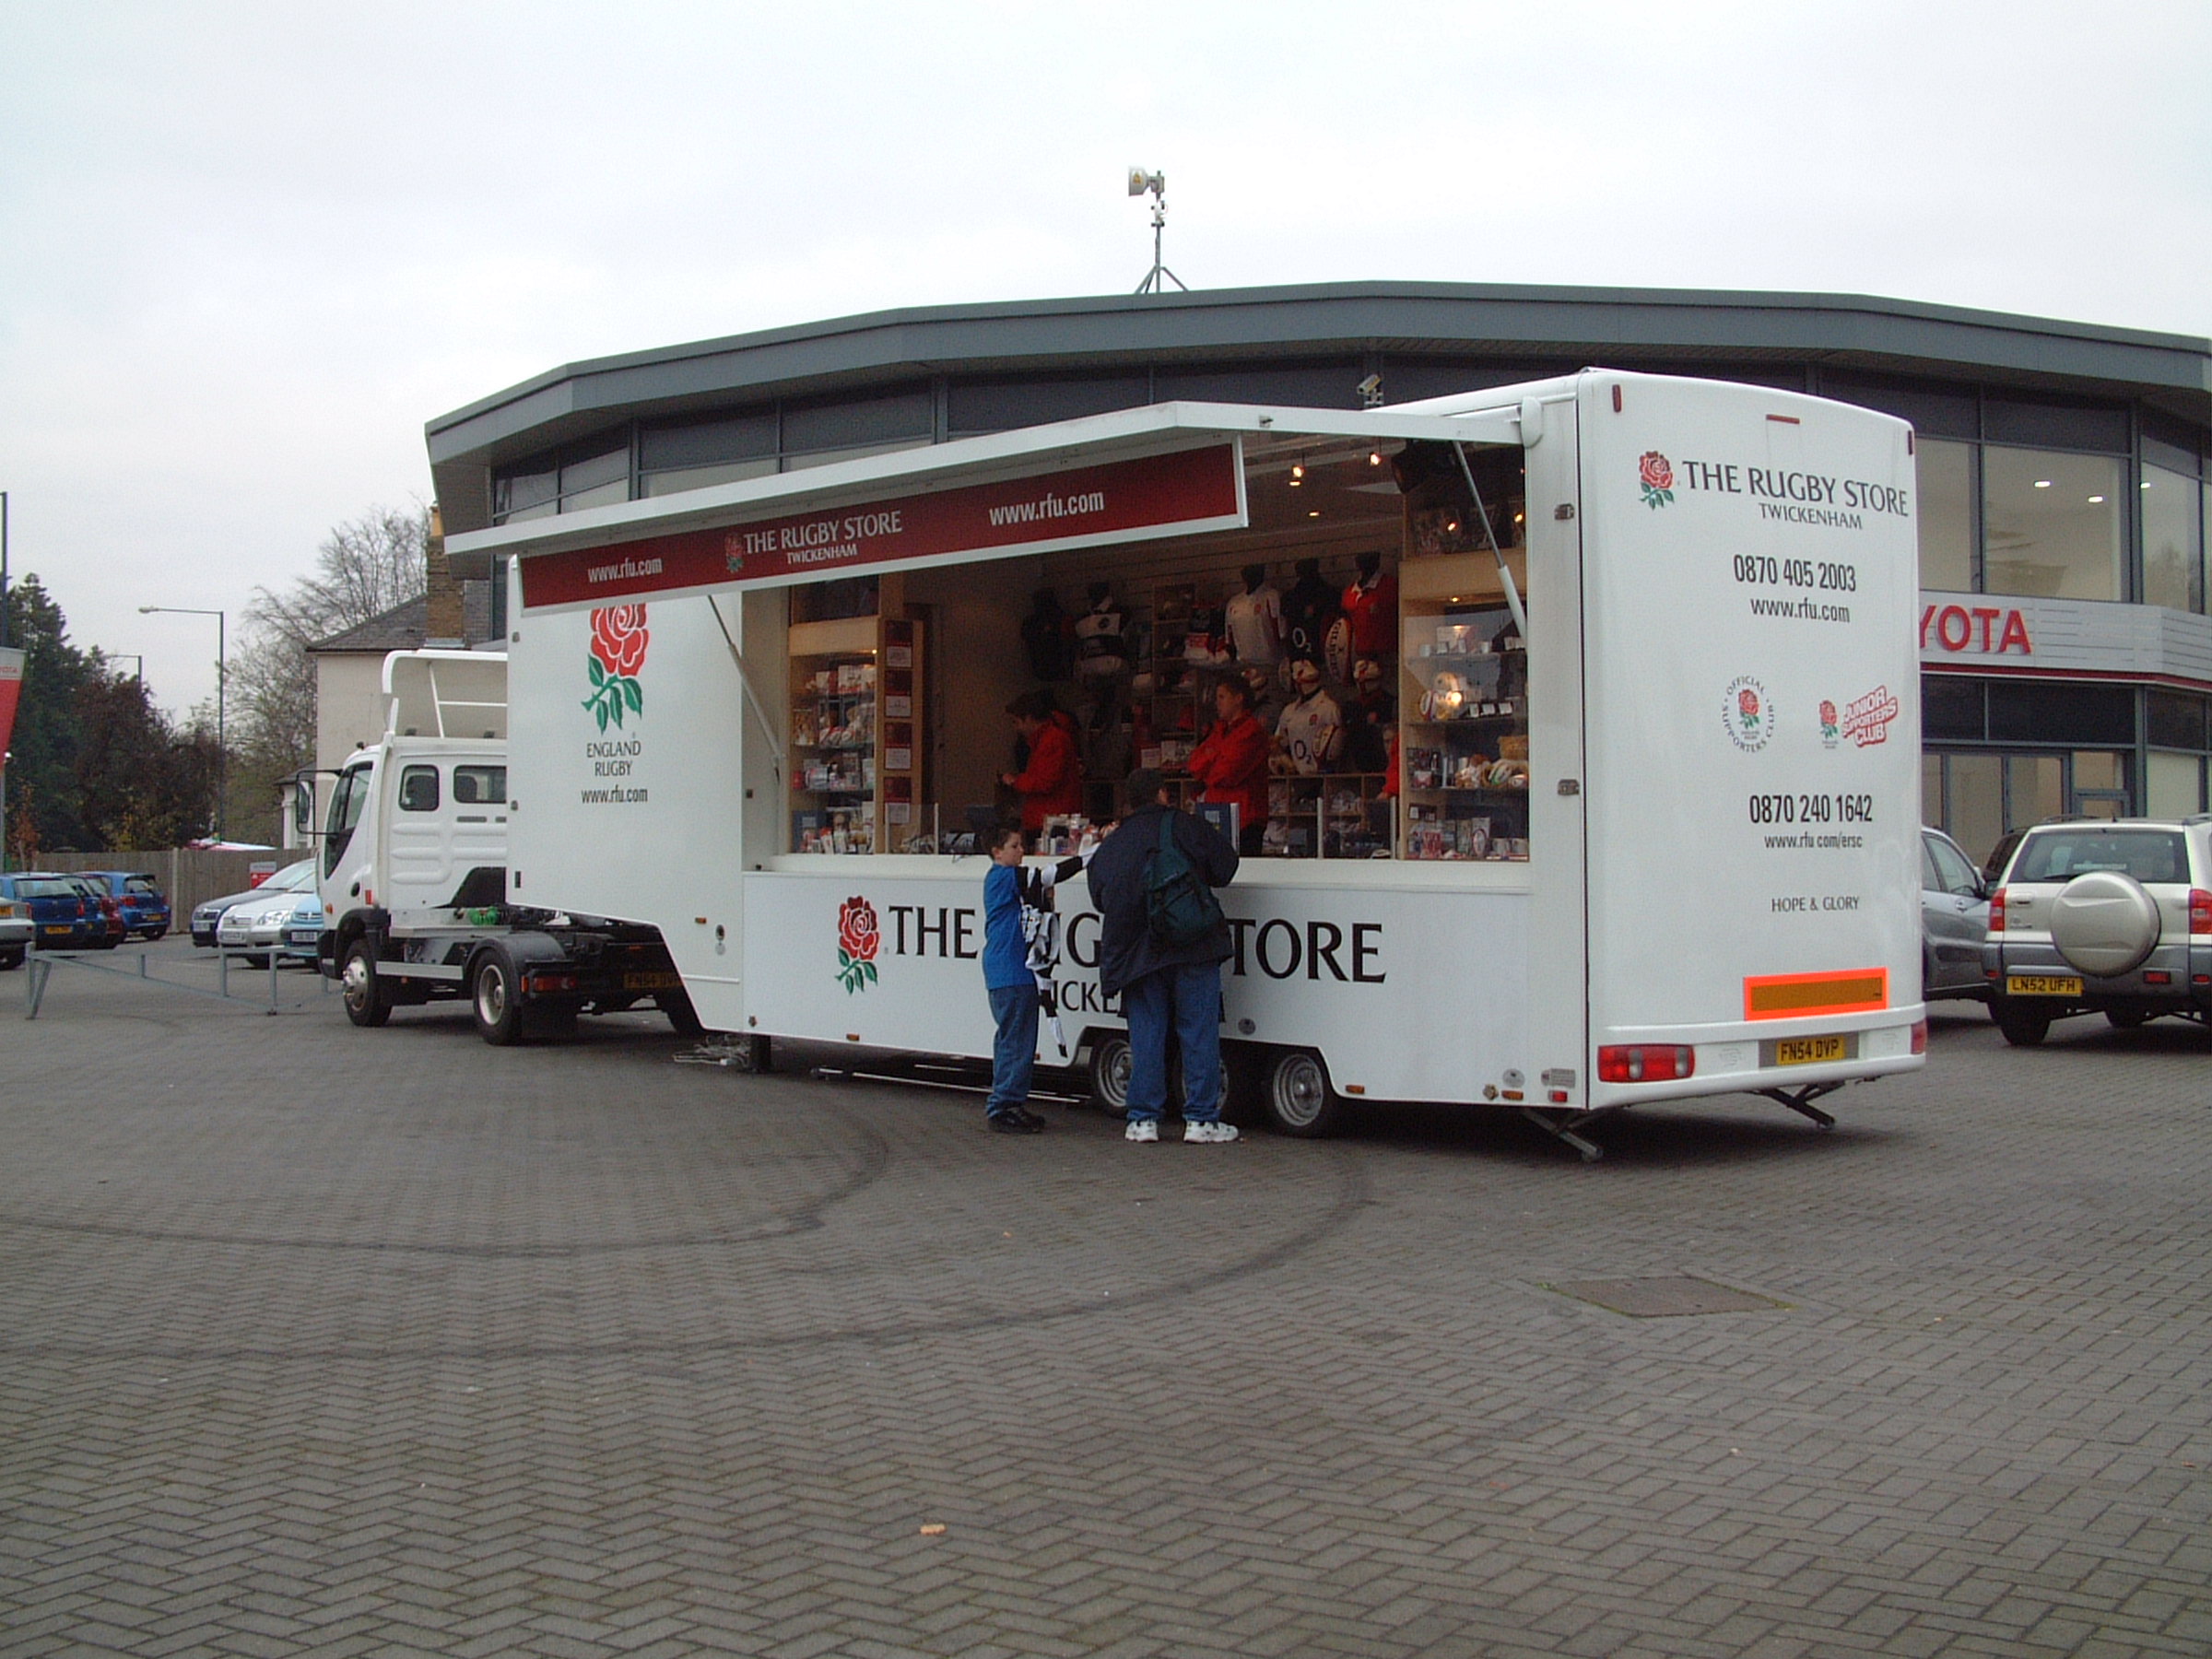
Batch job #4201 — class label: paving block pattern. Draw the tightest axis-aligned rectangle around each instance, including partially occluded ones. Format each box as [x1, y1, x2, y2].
[4, 947, 2210, 1656]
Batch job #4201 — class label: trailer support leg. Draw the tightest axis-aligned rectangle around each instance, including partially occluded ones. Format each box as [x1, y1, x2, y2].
[26, 956, 52, 1019]
[1758, 1083, 1841, 1129]
[1518, 1106, 1610, 1163]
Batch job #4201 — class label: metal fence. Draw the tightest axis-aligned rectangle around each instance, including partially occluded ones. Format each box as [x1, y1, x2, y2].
[28, 850, 285, 920]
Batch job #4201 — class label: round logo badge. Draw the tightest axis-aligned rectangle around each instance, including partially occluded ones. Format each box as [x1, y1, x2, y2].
[1723, 675, 1772, 752]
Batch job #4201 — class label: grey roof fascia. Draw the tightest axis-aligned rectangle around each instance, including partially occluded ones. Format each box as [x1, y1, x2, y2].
[424, 281, 2212, 470]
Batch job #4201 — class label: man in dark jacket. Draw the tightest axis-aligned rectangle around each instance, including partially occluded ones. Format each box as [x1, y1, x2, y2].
[1084, 769, 1241, 1144]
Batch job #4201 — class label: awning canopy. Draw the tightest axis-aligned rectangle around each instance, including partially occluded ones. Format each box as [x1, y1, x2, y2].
[446, 397, 1535, 614]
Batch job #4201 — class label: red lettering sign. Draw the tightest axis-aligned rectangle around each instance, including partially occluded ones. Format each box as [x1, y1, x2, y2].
[519, 443, 1243, 611]
[1919, 603, 2032, 657]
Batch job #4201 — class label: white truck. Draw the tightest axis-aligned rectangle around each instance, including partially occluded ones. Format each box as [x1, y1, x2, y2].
[317, 650, 708, 1039]
[332, 371, 1927, 1154]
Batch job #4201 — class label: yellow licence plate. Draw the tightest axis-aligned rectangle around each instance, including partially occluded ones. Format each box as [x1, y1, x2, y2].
[1774, 1035, 1848, 1066]
[624, 971, 680, 990]
[2006, 974, 2082, 997]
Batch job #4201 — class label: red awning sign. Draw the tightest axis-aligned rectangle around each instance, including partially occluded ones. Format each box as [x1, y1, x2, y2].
[519, 442, 1243, 612]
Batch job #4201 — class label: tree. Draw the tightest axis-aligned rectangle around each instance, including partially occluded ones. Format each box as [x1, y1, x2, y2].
[229, 504, 429, 837]
[3, 574, 92, 858]
[74, 667, 221, 848]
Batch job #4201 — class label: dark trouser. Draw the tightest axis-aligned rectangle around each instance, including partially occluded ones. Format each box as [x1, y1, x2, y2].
[1122, 961, 1224, 1124]
[986, 982, 1039, 1116]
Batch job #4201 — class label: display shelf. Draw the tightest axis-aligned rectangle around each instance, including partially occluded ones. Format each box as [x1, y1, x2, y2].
[788, 613, 924, 854]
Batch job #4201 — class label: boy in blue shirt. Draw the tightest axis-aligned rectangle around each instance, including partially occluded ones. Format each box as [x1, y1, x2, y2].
[981, 828, 1088, 1134]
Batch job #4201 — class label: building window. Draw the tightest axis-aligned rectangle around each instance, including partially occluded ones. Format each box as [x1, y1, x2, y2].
[781, 387, 932, 465]
[2147, 751, 2206, 817]
[2141, 463, 2203, 613]
[640, 410, 778, 497]
[1982, 446, 2125, 601]
[1917, 439, 1974, 592]
[491, 432, 633, 524]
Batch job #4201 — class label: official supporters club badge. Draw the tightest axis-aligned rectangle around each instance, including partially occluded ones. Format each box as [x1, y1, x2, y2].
[1723, 675, 1772, 752]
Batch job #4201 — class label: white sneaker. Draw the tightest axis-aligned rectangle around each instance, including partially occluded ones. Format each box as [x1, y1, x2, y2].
[1182, 1122, 1240, 1144]
[1124, 1120, 1159, 1143]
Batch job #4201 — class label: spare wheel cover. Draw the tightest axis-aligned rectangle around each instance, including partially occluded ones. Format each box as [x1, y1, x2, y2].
[2047, 870, 2161, 978]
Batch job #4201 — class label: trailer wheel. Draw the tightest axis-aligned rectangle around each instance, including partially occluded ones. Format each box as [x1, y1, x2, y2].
[1088, 1033, 1132, 1117]
[1992, 997, 2052, 1048]
[657, 987, 705, 1036]
[1263, 1048, 1343, 1138]
[340, 939, 393, 1028]
[472, 950, 525, 1046]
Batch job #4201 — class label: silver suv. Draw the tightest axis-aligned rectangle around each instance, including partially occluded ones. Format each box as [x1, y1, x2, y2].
[1982, 817, 2212, 1045]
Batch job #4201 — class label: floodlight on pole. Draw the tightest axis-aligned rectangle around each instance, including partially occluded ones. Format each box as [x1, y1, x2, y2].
[1127, 167, 1187, 295]
[140, 604, 227, 839]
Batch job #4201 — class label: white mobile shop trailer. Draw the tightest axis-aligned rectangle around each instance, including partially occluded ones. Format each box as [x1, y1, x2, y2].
[335, 371, 1925, 1152]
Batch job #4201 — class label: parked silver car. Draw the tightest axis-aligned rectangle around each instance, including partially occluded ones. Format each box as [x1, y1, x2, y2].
[1922, 827, 1991, 1003]
[1982, 816, 2212, 1045]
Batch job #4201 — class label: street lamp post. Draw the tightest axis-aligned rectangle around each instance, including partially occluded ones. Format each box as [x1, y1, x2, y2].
[139, 605, 226, 840]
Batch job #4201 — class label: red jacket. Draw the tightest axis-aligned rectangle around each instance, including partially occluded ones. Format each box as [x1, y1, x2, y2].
[1011, 712, 1083, 830]
[1186, 711, 1271, 830]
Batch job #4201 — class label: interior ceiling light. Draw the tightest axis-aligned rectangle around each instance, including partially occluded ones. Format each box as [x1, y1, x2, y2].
[1369, 451, 1382, 466]
[1308, 509, 1321, 518]
[2034, 479, 2053, 488]
[2088, 495, 2106, 503]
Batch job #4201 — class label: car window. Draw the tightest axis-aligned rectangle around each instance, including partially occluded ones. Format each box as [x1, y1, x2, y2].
[398, 765, 441, 812]
[17, 877, 77, 899]
[453, 765, 506, 806]
[125, 877, 159, 895]
[1920, 835, 1942, 892]
[1928, 836, 1982, 898]
[2012, 829, 2189, 886]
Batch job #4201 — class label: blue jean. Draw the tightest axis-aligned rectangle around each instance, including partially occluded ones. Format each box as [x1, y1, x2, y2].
[987, 982, 1039, 1116]
[1122, 961, 1224, 1124]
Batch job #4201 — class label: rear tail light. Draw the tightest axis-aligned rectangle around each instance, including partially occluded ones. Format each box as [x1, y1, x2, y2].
[1911, 1018, 1928, 1054]
[2191, 889, 2212, 935]
[1987, 888, 2006, 932]
[524, 970, 578, 994]
[1596, 1044, 1696, 1084]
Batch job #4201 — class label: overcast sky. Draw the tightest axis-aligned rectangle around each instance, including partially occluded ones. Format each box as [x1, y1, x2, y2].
[3, 0, 2208, 716]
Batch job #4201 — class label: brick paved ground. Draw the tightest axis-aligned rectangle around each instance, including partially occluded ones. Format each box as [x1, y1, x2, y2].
[4, 940, 2210, 1657]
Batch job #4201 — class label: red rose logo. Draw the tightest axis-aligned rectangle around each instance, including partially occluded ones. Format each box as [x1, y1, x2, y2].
[835, 896, 880, 994]
[1638, 451, 1676, 510]
[590, 606, 650, 677]
[582, 604, 648, 732]
[1738, 688, 1759, 720]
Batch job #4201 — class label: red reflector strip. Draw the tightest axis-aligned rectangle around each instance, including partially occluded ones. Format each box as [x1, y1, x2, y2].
[1766, 413, 1802, 424]
[1743, 968, 1888, 1020]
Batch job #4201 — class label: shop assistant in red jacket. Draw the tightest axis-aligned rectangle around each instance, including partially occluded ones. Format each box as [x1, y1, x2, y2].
[1185, 677, 1272, 852]
[1001, 693, 1084, 831]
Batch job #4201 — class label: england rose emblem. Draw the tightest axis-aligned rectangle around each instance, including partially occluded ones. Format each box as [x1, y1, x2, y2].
[1638, 451, 1676, 510]
[582, 605, 648, 731]
[834, 896, 880, 994]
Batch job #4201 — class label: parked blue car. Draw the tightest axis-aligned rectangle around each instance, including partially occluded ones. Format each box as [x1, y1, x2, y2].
[0, 872, 102, 951]
[84, 870, 173, 939]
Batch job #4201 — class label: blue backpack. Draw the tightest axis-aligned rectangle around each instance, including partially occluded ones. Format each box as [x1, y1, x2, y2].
[1145, 812, 1224, 948]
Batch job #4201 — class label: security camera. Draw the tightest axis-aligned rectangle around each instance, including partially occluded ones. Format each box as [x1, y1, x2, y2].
[1357, 373, 1384, 407]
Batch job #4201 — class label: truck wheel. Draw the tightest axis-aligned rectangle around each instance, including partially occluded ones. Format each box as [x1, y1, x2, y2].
[1088, 1033, 1132, 1117]
[657, 987, 705, 1035]
[473, 951, 525, 1046]
[1263, 1048, 1344, 1138]
[340, 940, 393, 1028]
[1993, 998, 2052, 1048]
